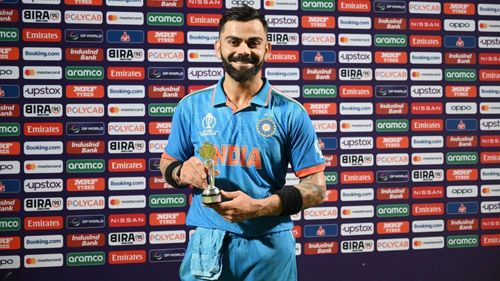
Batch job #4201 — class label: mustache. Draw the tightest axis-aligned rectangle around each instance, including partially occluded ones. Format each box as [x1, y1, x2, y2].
[228, 53, 259, 64]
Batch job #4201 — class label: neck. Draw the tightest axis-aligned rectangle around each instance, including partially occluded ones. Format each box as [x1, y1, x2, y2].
[222, 74, 263, 108]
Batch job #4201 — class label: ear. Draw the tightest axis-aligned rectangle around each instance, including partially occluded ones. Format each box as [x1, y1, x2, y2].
[264, 41, 271, 61]
[214, 40, 221, 59]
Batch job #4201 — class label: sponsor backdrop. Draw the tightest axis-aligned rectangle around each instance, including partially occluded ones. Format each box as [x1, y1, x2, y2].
[0, 0, 500, 280]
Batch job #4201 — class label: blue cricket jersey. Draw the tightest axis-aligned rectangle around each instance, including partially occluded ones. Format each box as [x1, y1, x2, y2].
[164, 78, 325, 236]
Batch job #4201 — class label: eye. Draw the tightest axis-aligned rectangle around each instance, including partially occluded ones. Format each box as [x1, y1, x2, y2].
[227, 39, 240, 46]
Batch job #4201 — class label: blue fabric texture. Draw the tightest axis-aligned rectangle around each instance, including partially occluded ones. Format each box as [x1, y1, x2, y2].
[190, 227, 227, 280]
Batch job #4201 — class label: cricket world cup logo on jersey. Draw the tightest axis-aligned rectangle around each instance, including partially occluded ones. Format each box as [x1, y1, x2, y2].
[200, 113, 218, 136]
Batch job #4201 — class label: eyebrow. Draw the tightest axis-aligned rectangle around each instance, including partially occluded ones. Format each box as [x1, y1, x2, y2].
[224, 36, 264, 42]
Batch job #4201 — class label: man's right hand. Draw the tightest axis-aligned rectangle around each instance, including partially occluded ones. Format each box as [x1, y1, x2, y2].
[160, 157, 209, 189]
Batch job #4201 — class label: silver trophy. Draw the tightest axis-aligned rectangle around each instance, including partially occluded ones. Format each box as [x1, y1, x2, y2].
[199, 141, 221, 204]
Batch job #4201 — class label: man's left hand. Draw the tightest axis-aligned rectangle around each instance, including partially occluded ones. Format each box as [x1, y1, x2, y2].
[207, 190, 259, 223]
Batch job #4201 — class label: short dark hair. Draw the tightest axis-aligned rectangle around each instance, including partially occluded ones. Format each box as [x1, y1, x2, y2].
[218, 5, 268, 34]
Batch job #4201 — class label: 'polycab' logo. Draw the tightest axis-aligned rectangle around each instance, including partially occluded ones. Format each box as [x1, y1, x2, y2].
[341, 205, 374, 219]
[301, 33, 335, 46]
[67, 197, 105, 210]
[149, 230, 186, 244]
[67, 178, 105, 192]
[311, 120, 337, 133]
[409, 1, 440, 14]
[412, 203, 444, 216]
[67, 233, 105, 248]
[65, 11, 102, 24]
[376, 153, 409, 166]
[374, 68, 407, 81]
[412, 186, 444, 199]
[149, 49, 184, 62]
[304, 241, 338, 255]
[108, 122, 146, 135]
[376, 136, 408, 149]
[109, 250, 146, 264]
[304, 207, 338, 220]
[149, 212, 186, 226]
[377, 187, 409, 200]
[24, 216, 63, 230]
[376, 238, 409, 252]
[377, 221, 409, 234]
[65, 104, 104, 117]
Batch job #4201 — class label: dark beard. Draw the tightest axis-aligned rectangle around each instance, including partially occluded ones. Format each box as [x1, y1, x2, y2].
[221, 53, 262, 83]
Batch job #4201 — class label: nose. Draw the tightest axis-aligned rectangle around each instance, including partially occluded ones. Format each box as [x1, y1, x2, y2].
[235, 42, 251, 56]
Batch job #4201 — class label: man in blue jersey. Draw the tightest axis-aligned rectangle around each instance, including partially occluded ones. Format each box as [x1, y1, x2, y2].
[160, 5, 326, 281]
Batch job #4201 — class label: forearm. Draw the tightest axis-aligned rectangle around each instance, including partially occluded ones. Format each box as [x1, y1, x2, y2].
[254, 172, 326, 217]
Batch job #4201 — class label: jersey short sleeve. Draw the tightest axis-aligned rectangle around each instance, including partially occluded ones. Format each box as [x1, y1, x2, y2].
[164, 101, 194, 161]
[287, 106, 325, 178]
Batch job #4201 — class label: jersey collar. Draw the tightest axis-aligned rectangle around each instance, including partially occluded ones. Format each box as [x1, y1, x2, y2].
[212, 77, 272, 108]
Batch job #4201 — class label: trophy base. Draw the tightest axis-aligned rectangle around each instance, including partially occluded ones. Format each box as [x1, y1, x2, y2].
[202, 193, 222, 204]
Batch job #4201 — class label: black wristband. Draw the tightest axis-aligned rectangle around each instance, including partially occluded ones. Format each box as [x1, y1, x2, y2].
[275, 186, 303, 216]
[164, 161, 187, 189]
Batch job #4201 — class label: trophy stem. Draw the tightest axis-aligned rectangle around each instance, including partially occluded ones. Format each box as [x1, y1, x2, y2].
[202, 159, 221, 204]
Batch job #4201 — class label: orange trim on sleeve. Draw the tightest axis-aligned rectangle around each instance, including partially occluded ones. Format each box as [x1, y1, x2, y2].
[161, 152, 177, 160]
[295, 163, 326, 178]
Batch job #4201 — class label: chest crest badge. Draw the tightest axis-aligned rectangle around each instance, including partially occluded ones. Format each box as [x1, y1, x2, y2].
[256, 117, 276, 138]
